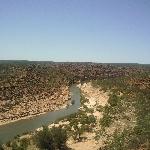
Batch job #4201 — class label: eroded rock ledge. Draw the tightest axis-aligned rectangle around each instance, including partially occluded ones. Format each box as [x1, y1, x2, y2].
[0, 86, 70, 126]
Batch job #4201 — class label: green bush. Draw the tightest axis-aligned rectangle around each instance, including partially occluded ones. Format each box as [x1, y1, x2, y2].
[19, 138, 30, 150]
[108, 94, 119, 107]
[102, 130, 127, 150]
[11, 141, 19, 150]
[35, 126, 68, 150]
[6, 140, 11, 147]
[100, 114, 112, 127]
[51, 127, 68, 149]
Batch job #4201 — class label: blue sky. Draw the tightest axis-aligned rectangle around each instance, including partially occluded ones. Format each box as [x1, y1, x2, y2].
[0, 0, 150, 63]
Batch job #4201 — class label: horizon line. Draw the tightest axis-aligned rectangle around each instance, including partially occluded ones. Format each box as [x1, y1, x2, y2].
[0, 59, 150, 65]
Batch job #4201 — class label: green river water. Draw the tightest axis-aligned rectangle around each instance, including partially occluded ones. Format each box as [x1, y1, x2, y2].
[0, 85, 80, 143]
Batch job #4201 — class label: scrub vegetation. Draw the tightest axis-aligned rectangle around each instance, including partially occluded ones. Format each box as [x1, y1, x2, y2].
[93, 73, 150, 150]
[0, 62, 150, 150]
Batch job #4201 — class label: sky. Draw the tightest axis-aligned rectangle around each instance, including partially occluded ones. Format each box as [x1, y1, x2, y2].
[0, 0, 150, 63]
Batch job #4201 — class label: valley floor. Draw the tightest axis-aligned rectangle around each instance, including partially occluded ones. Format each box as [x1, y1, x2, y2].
[2, 74, 150, 150]
[50, 82, 110, 150]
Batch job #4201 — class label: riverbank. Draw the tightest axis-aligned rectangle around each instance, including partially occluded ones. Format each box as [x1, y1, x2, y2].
[68, 83, 109, 150]
[46, 82, 109, 150]
[0, 86, 70, 126]
[0, 85, 80, 144]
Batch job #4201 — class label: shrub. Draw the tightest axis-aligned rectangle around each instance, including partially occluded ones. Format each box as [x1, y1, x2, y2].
[35, 126, 68, 150]
[100, 114, 112, 127]
[108, 94, 119, 107]
[6, 140, 11, 147]
[20, 138, 30, 150]
[51, 126, 67, 149]
[102, 130, 127, 150]
[35, 126, 54, 150]
[11, 141, 19, 150]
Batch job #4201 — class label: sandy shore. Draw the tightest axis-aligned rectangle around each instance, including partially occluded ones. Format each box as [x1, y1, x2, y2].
[67, 83, 109, 150]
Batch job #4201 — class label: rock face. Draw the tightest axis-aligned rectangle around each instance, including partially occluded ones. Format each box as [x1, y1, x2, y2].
[0, 86, 69, 125]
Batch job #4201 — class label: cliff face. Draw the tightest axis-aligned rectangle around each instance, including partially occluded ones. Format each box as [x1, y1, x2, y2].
[0, 86, 69, 125]
[0, 63, 70, 125]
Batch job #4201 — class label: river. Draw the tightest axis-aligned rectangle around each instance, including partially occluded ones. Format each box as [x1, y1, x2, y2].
[0, 85, 80, 143]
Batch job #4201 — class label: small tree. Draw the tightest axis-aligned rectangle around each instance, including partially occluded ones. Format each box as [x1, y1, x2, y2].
[51, 126, 67, 149]
[108, 94, 119, 107]
[35, 126, 68, 150]
[35, 126, 54, 150]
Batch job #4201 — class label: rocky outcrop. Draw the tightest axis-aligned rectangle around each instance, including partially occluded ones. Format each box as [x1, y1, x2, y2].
[0, 86, 69, 125]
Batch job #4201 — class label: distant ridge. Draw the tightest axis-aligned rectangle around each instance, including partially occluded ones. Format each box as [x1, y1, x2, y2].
[0, 60, 29, 64]
[0, 60, 149, 66]
[0, 60, 54, 64]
